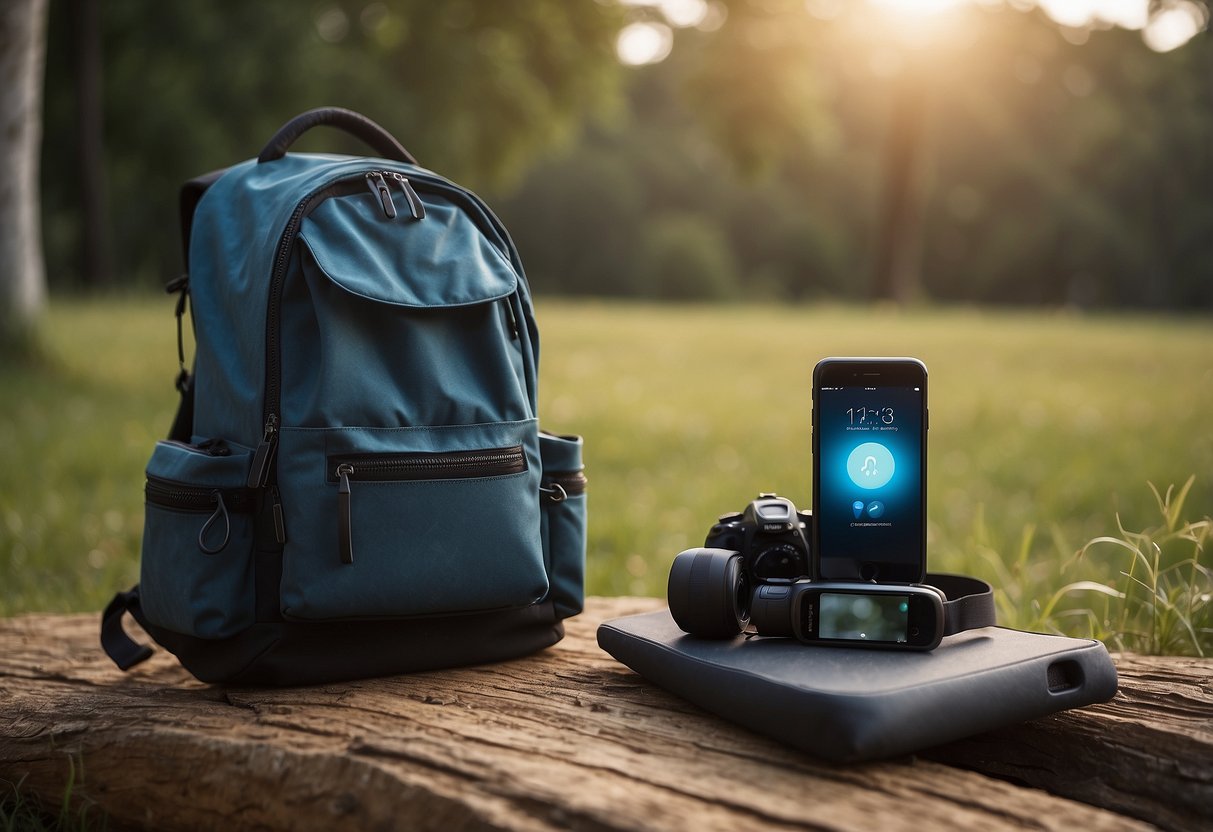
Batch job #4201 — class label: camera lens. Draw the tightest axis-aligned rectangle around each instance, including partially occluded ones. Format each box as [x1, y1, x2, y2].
[751, 543, 808, 581]
[667, 548, 749, 638]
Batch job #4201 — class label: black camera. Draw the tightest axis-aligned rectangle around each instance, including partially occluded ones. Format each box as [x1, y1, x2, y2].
[667, 548, 950, 649]
[703, 493, 811, 583]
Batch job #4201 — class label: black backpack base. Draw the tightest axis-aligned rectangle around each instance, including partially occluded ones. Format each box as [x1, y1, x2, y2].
[104, 589, 563, 686]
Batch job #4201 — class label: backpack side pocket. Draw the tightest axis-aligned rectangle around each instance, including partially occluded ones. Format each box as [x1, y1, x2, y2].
[140, 440, 258, 638]
[539, 432, 587, 619]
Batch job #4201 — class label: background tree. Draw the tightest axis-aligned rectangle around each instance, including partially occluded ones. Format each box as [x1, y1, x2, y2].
[35, 0, 1213, 310]
[0, 0, 48, 350]
[40, 0, 625, 289]
[67, 0, 110, 288]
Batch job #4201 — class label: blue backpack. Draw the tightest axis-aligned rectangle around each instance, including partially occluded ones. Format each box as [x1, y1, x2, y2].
[101, 108, 587, 685]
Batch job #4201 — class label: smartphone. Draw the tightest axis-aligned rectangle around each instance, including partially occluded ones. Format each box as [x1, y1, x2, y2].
[812, 357, 927, 583]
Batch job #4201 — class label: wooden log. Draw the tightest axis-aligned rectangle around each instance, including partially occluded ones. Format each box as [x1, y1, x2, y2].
[925, 653, 1213, 831]
[0, 597, 1207, 831]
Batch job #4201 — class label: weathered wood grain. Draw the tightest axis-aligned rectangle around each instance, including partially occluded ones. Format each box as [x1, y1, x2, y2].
[924, 652, 1213, 832]
[0, 597, 1207, 831]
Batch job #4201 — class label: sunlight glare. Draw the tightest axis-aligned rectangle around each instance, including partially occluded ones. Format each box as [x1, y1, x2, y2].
[659, 0, 711, 28]
[1089, 0, 1149, 29]
[867, 0, 968, 15]
[852, 0, 1206, 52]
[1143, 1, 1207, 52]
[620, 0, 711, 28]
[1035, 0, 1105, 27]
[616, 21, 674, 66]
[805, 0, 847, 20]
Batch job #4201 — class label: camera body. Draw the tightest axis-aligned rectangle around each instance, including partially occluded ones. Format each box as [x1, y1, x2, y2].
[703, 493, 811, 583]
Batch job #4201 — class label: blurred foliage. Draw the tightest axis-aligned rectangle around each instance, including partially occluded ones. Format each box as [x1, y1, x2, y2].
[504, 1, 1213, 309]
[39, 1, 1213, 309]
[40, 0, 625, 288]
[642, 213, 739, 299]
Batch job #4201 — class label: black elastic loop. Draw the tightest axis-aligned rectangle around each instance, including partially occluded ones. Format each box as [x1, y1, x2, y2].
[257, 107, 417, 165]
[540, 483, 568, 503]
[925, 573, 997, 636]
[198, 491, 231, 555]
[100, 588, 154, 671]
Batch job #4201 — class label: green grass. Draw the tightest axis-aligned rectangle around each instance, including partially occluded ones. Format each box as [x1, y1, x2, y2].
[2, 297, 1210, 652]
[1, 764, 108, 832]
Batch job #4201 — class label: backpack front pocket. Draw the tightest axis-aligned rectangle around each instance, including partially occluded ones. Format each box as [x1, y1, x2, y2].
[277, 420, 548, 621]
[140, 440, 257, 638]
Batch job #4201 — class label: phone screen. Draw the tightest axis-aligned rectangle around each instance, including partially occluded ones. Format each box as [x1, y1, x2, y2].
[815, 379, 925, 581]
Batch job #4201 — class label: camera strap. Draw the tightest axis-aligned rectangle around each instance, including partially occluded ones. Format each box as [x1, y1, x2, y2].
[924, 573, 997, 636]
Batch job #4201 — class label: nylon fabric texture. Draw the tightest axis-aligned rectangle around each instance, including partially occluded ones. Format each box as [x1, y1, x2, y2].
[102, 109, 587, 685]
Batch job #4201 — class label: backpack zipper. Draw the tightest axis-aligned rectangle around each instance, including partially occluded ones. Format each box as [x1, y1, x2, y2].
[252, 169, 512, 490]
[145, 477, 258, 554]
[145, 477, 259, 512]
[365, 172, 397, 218]
[163, 438, 231, 457]
[387, 172, 426, 219]
[327, 446, 527, 483]
[330, 445, 527, 565]
[364, 171, 427, 221]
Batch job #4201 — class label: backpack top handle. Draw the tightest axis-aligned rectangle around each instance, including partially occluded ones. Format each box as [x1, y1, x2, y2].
[257, 107, 418, 165]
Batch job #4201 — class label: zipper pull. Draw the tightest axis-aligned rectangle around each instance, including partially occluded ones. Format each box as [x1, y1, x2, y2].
[198, 491, 231, 555]
[389, 173, 425, 220]
[247, 414, 279, 488]
[365, 172, 397, 219]
[271, 485, 287, 545]
[336, 463, 354, 565]
[503, 298, 519, 340]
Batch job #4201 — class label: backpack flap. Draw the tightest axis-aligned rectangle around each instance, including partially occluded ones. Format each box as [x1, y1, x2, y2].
[298, 186, 518, 308]
[280, 171, 535, 429]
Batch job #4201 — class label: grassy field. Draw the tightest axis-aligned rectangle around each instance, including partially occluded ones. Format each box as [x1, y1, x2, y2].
[2, 297, 1210, 652]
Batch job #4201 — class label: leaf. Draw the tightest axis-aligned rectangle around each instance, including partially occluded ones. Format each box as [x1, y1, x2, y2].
[1056, 580, 1125, 599]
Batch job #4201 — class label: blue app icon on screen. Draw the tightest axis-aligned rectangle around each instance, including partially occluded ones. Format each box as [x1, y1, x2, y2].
[846, 442, 895, 490]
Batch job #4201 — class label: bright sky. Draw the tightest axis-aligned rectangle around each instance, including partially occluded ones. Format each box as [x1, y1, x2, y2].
[616, 0, 1210, 64]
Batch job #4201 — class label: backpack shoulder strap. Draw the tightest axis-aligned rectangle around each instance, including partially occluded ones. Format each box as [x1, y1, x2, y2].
[166, 168, 227, 443]
[179, 167, 228, 264]
[100, 587, 154, 671]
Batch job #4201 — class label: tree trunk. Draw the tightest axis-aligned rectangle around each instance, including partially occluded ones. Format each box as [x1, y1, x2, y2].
[70, 0, 110, 288]
[0, 0, 48, 344]
[870, 71, 927, 303]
